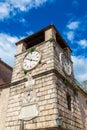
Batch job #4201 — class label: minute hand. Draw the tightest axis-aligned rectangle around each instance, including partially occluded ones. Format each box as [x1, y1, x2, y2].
[26, 58, 38, 62]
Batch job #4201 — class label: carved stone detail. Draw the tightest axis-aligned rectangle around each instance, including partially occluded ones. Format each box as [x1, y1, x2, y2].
[24, 73, 35, 91]
[23, 90, 36, 105]
[22, 73, 36, 105]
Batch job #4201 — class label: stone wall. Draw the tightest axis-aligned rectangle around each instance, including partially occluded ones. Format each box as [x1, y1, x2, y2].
[5, 40, 85, 130]
[0, 88, 10, 130]
[78, 91, 87, 130]
[53, 41, 83, 130]
[12, 41, 54, 82]
[54, 74, 83, 130]
[5, 73, 59, 130]
[5, 72, 84, 130]
[6, 40, 58, 130]
[53, 41, 74, 84]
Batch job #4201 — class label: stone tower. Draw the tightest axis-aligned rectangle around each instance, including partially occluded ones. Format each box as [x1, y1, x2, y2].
[5, 25, 83, 130]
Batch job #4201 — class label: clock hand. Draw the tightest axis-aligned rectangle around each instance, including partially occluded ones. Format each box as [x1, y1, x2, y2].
[32, 59, 38, 62]
[26, 58, 38, 62]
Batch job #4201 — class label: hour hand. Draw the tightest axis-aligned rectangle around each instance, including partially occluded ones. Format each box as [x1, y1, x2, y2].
[32, 59, 38, 62]
[26, 58, 38, 62]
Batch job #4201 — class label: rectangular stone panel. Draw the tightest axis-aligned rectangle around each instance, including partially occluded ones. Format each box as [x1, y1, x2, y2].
[19, 104, 38, 120]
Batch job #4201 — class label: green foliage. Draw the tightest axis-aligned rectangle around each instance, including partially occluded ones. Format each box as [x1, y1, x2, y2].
[39, 60, 41, 64]
[63, 78, 67, 85]
[49, 37, 55, 42]
[23, 69, 28, 75]
[63, 123, 67, 129]
[28, 46, 36, 53]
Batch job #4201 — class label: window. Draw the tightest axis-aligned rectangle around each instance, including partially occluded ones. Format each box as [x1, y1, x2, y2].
[67, 94, 71, 111]
[86, 100, 87, 105]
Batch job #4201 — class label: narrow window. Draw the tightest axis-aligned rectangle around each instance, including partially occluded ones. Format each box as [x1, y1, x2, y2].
[86, 100, 87, 105]
[67, 94, 71, 111]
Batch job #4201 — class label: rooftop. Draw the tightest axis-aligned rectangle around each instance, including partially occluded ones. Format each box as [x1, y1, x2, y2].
[16, 24, 72, 52]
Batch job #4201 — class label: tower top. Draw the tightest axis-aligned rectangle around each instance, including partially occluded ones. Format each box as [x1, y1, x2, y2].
[16, 24, 72, 52]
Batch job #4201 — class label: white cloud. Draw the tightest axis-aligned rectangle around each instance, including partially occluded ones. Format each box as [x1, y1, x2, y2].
[26, 31, 34, 36]
[78, 39, 87, 48]
[66, 31, 75, 41]
[67, 21, 79, 30]
[64, 21, 80, 42]
[0, 32, 34, 66]
[72, 56, 87, 82]
[64, 20, 81, 44]
[0, 0, 53, 19]
[0, 33, 21, 66]
[0, 2, 10, 19]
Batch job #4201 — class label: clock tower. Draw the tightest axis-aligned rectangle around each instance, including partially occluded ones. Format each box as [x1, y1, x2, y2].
[6, 25, 83, 130]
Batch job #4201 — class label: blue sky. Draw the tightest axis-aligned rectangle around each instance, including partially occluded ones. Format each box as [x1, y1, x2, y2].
[0, 0, 87, 82]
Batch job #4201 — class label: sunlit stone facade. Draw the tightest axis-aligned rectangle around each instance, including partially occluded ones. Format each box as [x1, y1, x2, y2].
[0, 25, 87, 130]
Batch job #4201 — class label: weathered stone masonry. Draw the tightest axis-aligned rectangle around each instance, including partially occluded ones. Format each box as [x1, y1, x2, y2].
[0, 25, 86, 130]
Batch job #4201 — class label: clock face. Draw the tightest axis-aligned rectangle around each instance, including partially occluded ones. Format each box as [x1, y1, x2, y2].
[23, 51, 41, 71]
[59, 53, 71, 76]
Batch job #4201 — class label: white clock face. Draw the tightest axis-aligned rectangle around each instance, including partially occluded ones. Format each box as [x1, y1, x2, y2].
[23, 51, 41, 71]
[59, 53, 71, 76]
